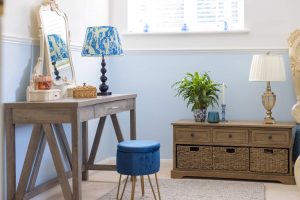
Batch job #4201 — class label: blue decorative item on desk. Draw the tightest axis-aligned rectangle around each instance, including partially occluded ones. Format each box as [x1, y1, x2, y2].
[207, 111, 220, 123]
[82, 26, 123, 96]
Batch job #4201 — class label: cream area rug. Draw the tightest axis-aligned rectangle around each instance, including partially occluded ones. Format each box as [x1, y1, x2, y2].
[99, 178, 265, 200]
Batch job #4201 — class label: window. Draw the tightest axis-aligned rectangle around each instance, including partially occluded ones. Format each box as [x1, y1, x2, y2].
[128, 0, 244, 33]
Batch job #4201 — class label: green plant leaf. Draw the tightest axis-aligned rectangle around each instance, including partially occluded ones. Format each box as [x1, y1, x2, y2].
[172, 70, 221, 111]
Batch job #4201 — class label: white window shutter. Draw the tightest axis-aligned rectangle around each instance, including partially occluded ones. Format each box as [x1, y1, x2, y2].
[128, 0, 244, 32]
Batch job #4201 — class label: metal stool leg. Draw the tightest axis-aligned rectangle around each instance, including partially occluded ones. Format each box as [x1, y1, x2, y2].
[140, 176, 145, 196]
[117, 174, 122, 200]
[118, 175, 129, 200]
[147, 175, 157, 200]
[155, 173, 161, 200]
[131, 176, 136, 200]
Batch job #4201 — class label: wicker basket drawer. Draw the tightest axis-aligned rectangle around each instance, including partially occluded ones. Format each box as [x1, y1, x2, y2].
[175, 128, 211, 143]
[251, 130, 290, 147]
[213, 129, 249, 145]
[250, 148, 289, 173]
[177, 145, 212, 170]
[213, 146, 249, 171]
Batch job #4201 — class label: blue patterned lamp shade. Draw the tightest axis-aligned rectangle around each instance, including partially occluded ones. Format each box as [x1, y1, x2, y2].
[81, 26, 123, 57]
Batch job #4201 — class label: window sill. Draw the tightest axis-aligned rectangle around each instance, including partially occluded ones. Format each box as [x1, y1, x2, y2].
[122, 29, 250, 36]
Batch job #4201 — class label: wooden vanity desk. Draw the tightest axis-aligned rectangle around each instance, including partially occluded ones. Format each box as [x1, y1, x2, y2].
[5, 94, 137, 200]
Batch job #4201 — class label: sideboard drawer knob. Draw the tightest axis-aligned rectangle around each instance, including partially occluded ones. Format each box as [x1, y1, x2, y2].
[268, 135, 273, 140]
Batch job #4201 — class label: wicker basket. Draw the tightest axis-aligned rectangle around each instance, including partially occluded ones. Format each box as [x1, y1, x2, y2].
[177, 145, 212, 170]
[213, 146, 249, 171]
[250, 148, 289, 173]
[73, 83, 97, 98]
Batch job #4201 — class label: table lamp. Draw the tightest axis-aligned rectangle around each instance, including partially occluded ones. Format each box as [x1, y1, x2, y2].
[249, 54, 286, 124]
[81, 26, 123, 96]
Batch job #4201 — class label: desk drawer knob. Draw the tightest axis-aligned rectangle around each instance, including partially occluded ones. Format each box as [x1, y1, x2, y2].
[190, 133, 195, 137]
[228, 134, 233, 138]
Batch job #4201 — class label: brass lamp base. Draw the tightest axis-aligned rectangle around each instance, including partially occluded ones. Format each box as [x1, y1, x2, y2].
[262, 81, 276, 124]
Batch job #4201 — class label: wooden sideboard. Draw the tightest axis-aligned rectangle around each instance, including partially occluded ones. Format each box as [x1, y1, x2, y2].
[171, 119, 296, 184]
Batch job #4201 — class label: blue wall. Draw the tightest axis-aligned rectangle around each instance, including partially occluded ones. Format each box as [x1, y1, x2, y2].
[109, 52, 295, 158]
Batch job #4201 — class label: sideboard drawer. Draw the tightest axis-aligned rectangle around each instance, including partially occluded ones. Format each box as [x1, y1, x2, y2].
[213, 146, 249, 171]
[212, 129, 248, 144]
[250, 147, 289, 173]
[177, 145, 213, 170]
[251, 130, 290, 147]
[175, 128, 211, 143]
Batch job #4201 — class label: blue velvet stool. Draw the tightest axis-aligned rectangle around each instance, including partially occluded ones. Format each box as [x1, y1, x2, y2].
[116, 140, 161, 200]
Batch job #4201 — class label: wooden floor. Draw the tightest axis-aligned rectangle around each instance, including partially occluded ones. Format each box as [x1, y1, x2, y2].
[32, 159, 300, 200]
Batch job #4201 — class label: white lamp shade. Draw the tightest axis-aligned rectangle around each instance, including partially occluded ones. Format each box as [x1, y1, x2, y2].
[249, 54, 286, 81]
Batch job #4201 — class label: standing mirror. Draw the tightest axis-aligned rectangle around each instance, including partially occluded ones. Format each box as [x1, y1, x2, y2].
[39, 0, 76, 96]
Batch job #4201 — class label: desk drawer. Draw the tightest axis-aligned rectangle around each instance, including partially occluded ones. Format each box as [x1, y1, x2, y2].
[251, 130, 290, 147]
[213, 128, 248, 144]
[94, 99, 134, 117]
[175, 128, 211, 143]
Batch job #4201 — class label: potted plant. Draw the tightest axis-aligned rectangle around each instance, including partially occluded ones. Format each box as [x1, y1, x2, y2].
[172, 71, 220, 122]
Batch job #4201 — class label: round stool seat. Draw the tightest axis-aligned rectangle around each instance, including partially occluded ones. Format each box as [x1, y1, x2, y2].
[117, 140, 160, 176]
[117, 140, 160, 153]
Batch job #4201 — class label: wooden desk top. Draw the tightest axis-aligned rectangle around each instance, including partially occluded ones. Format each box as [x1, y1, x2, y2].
[5, 94, 137, 108]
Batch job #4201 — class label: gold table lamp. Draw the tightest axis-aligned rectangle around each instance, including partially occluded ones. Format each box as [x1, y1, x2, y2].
[249, 54, 286, 124]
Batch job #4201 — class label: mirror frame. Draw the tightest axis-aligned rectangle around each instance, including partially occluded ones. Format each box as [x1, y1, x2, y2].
[38, 0, 76, 95]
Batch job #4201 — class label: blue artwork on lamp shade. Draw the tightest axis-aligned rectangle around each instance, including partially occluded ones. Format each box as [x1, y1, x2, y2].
[81, 26, 123, 57]
[47, 34, 70, 67]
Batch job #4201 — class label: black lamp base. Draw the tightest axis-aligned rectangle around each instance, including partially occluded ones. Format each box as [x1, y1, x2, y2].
[98, 56, 112, 96]
[97, 91, 112, 96]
